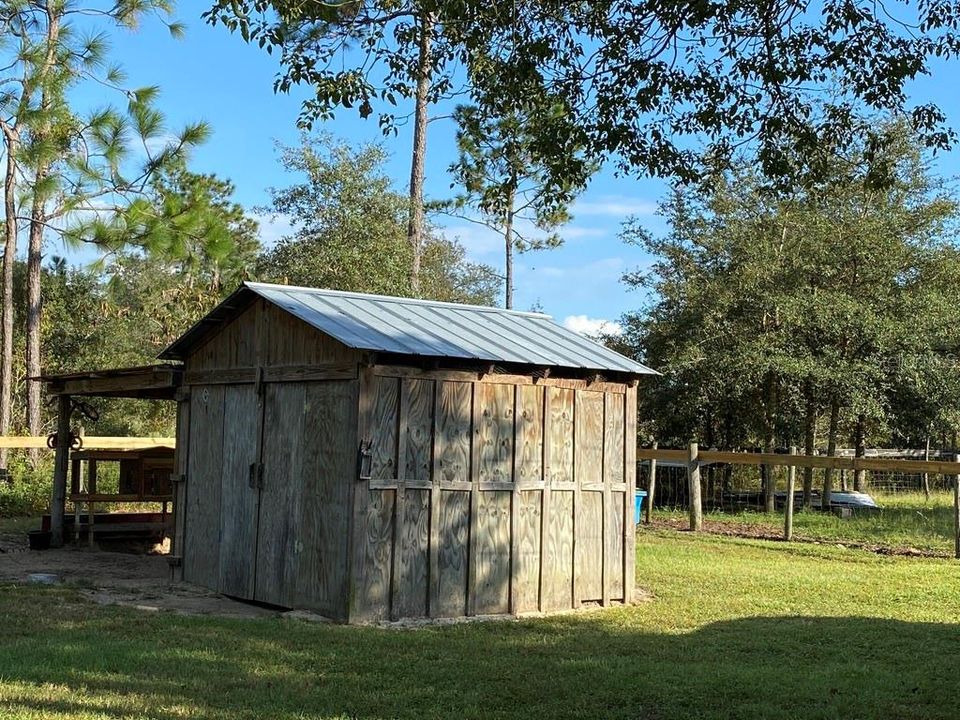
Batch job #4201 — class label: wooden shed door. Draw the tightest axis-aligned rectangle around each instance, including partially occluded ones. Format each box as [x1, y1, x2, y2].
[217, 384, 262, 598]
[253, 383, 305, 607]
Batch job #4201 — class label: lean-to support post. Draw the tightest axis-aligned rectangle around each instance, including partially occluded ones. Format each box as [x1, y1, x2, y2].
[50, 394, 71, 548]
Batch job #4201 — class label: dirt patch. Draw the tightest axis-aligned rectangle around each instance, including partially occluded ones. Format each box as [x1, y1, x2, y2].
[0, 535, 278, 619]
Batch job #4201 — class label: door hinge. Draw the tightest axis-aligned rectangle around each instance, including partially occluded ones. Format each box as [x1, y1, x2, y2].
[170, 473, 186, 485]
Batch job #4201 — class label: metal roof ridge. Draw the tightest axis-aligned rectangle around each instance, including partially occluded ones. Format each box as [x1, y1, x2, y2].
[243, 281, 552, 319]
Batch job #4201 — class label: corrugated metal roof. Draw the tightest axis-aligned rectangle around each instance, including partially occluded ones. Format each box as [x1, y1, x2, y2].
[161, 282, 657, 375]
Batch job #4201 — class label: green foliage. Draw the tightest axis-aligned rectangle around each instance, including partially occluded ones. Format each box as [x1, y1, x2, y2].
[618, 127, 960, 449]
[258, 134, 499, 304]
[0, 455, 52, 516]
[203, 1, 456, 132]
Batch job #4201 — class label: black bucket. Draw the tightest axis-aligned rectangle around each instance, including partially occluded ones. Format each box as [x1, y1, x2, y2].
[27, 530, 51, 551]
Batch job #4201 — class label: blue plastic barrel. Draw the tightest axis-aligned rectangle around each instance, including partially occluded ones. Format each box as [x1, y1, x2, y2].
[635, 490, 648, 524]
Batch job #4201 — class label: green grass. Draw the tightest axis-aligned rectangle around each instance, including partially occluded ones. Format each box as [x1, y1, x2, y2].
[653, 490, 958, 553]
[3, 531, 960, 718]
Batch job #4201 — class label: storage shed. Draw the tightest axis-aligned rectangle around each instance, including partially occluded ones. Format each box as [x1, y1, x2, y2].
[161, 282, 656, 623]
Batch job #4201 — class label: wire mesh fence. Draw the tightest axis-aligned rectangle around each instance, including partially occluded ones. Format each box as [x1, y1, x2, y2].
[639, 449, 960, 556]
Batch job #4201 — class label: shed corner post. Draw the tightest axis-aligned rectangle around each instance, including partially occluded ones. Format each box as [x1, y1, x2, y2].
[169, 388, 191, 583]
[49, 393, 72, 548]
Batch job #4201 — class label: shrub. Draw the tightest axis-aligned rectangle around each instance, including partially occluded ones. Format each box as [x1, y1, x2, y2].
[0, 454, 51, 517]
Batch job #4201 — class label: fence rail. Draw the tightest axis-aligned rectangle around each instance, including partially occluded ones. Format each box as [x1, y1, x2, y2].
[639, 443, 960, 557]
[636, 447, 960, 475]
[0, 436, 175, 450]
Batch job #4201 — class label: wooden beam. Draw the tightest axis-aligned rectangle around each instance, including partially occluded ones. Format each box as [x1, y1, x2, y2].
[49, 395, 72, 548]
[0, 436, 174, 450]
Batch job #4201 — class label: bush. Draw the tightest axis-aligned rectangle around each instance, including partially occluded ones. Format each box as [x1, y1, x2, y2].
[0, 454, 52, 517]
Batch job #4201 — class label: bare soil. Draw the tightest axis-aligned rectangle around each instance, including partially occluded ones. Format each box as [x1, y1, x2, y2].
[0, 530, 278, 619]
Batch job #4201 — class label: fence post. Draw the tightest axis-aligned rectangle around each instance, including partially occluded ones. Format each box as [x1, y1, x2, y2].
[688, 442, 702, 532]
[954, 454, 960, 560]
[784, 446, 796, 541]
[645, 441, 658, 524]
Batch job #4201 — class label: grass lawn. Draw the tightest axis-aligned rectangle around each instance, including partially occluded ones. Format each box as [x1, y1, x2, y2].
[3, 529, 960, 719]
[654, 491, 958, 554]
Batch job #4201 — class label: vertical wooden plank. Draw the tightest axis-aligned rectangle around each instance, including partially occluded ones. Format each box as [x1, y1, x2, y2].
[402, 378, 434, 481]
[348, 366, 374, 623]
[170, 395, 190, 582]
[477, 383, 514, 482]
[437, 490, 470, 617]
[544, 490, 574, 611]
[514, 385, 543, 613]
[390, 379, 410, 619]
[467, 382, 480, 616]
[609, 491, 625, 599]
[510, 386, 520, 614]
[603, 392, 625, 605]
[549, 388, 575, 484]
[429, 386, 442, 618]
[393, 487, 430, 618]
[393, 378, 433, 619]
[516, 490, 542, 612]
[538, 387, 552, 612]
[358, 488, 395, 622]
[183, 385, 225, 590]
[475, 490, 511, 614]
[432, 381, 473, 618]
[575, 391, 604, 605]
[296, 381, 357, 620]
[370, 377, 400, 481]
[543, 387, 575, 611]
[218, 385, 260, 599]
[255, 382, 306, 607]
[624, 384, 638, 605]
[435, 381, 472, 483]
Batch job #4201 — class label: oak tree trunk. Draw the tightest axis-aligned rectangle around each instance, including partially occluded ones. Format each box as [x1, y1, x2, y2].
[762, 372, 777, 513]
[853, 413, 866, 491]
[803, 382, 816, 509]
[823, 397, 840, 512]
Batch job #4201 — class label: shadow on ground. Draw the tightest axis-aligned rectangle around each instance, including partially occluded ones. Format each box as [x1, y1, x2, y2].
[0, 586, 956, 720]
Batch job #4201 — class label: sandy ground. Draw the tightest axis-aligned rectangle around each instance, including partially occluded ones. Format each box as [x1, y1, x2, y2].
[0, 529, 280, 619]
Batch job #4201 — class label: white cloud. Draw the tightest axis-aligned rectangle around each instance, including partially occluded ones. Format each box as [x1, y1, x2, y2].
[563, 315, 623, 337]
[256, 213, 294, 248]
[574, 195, 657, 218]
[559, 226, 607, 240]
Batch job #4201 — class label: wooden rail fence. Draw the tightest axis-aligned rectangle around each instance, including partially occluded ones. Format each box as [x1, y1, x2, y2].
[638, 444, 960, 558]
[0, 436, 175, 450]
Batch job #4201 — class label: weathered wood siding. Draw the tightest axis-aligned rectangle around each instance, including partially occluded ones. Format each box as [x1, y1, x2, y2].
[180, 298, 361, 620]
[348, 368, 635, 623]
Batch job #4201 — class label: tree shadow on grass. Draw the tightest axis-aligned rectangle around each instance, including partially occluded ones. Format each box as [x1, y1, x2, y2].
[1, 592, 957, 720]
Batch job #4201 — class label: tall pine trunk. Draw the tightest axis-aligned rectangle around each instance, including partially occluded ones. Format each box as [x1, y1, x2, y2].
[0, 128, 17, 472]
[24, 9, 60, 448]
[406, 10, 433, 295]
[823, 397, 840, 512]
[802, 381, 816, 509]
[26, 202, 44, 442]
[503, 192, 515, 309]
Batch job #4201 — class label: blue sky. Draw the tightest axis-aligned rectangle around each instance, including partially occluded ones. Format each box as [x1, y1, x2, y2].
[72, 9, 960, 333]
